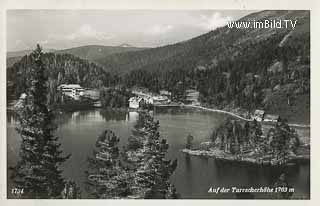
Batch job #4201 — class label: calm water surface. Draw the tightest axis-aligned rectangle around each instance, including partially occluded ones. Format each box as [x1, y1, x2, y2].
[7, 108, 310, 199]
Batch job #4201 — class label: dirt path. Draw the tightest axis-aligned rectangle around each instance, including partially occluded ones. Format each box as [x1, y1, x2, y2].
[166, 104, 310, 128]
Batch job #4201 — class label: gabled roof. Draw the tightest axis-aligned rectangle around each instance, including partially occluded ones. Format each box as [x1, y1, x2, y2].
[253, 110, 265, 117]
[129, 97, 143, 102]
[58, 84, 82, 89]
[264, 114, 280, 120]
[254, 109, 265, 115]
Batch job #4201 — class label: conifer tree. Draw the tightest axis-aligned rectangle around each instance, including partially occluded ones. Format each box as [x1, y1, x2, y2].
[129, 112, 178, 198]
[11, 44, 70, 198]
[86, 130, 132, 198]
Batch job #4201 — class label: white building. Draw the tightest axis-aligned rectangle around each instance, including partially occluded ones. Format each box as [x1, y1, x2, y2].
[185, 89, 200, 105]
[264, 114, 280, 123]
[153, 95, 170, 105]
[160, 90, 172, 97]
[252, 109, 265, 121]
[129, 97, 144, 109]
[57, 84, 84, 100]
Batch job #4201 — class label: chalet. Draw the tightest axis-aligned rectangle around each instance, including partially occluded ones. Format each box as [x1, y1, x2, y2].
[129, 97, 144, 109]
[252, 109, 265, 121]
[132, 90, 153, 100]
[264, 114, 280, 123]
[195, 65, 207, 71]
[185, 89, 200, 105]
[160, 90, 172, 97]
[153, 95, 170, 105]
[57, 84, 84, 100]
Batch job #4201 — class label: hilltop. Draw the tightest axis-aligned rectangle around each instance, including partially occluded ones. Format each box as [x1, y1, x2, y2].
[101, 10, 309, 123]
[6, 44, 145, 67]
[54, 44, 145, 62]
[95, 10, 309, 74]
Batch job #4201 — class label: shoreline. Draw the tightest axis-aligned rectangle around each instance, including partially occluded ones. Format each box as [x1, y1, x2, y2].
[155, 104, 310, 128]
[181, 148, 310, 166]
[8, 98, 310, 128]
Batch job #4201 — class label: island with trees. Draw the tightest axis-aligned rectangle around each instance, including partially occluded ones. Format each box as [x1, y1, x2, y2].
[182, 118, 309, 166]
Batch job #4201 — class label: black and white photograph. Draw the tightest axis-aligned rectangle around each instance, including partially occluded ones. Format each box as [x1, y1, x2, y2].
[3, 5, 312, 201]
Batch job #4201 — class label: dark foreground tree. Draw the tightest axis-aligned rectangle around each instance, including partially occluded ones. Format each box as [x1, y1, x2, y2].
[87, 112, 179, 199]
[10, 45, 70, 198]
[128, 112, 178, 198]
[86, 130, 133, 198]
[61, 181, 82, 199]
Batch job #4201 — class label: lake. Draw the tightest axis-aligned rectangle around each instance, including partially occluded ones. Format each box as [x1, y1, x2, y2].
[7, 108, 310, 199]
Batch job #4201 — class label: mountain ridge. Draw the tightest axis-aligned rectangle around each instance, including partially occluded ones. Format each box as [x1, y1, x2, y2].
[6, 44, 146, 67]
[94, 10, 309, 74]
[7, 10, 310, 123]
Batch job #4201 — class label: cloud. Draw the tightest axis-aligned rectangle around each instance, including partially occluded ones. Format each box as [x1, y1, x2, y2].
[198, 12, 233, 30]
[66, 24, 115, 41]
[145, 24, 174, 35]
[38, 39, 48, 45]
[46, 24, 115, 43]
[14, 40, 30, 50]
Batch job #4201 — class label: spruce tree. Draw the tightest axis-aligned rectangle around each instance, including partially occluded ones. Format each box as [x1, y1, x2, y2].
[129, 112, 178, 198]
[86, 130, 132, 198]
[11, 44, 70, 198]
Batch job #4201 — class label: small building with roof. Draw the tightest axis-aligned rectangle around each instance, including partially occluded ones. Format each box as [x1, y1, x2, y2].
[252, 109, 265, 121]
[153, 95, 170, 105]
[185, 89, 200, 105]
[129, 97, 144, 109]
[264, 114, 280, 123]
[160, 90, 172, 98]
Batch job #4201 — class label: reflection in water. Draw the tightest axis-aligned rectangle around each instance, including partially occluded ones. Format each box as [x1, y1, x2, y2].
[184, 154, 192, 171]
[7, 108, 310, 199]
[99, 109, 128, 122]
[127, 111, 139, 122]
[7, 110, 17, 125]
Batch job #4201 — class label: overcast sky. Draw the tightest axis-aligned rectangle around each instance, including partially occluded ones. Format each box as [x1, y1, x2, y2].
[7, 10, 256, 51]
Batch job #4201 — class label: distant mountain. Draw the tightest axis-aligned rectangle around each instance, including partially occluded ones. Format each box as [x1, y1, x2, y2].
[54, 45, 145, 62]
[6, 45, 146, 67]
[94, 10, 309, 123]
[95, 10, 309, 75]
[7, 48, 57, 58]
[7, 48, 58, 67]
[118, 43, 135, 48]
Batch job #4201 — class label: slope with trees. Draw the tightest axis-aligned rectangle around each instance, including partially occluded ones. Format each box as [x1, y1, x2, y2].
[10, 45, 75, 198]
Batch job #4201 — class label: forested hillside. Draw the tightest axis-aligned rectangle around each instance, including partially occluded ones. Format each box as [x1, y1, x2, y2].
[7, 10, 310, 123]
[7, 53, 118, 104]
[96, 10, 309, 75]
[7, 48, 57, 58]
[115, 10, 309, 123]
[6, 45, 145, 67]
[55, 45, 145, 63]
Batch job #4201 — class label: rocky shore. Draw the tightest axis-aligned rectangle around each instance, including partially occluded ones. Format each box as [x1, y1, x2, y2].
[181, 148, 309, 166]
